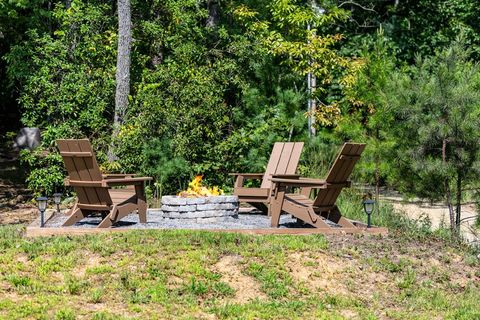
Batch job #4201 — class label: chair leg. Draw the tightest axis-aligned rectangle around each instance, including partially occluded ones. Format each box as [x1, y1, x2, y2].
[138, 208, 147, 224]
[66, 202, 78, 216]
[135, 184, 147, 223]
[97, 203, 138, 228]
[270, 204, 282, 228]
[98, 206, 117, 228]
[292, 207, 331, 228]
[63, 208, 86, 226]
[270, 186, 286, 227]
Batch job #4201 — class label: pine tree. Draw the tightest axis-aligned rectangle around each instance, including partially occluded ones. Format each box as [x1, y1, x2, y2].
[340, 29, 397, 203]
[388, 39, 480, 232]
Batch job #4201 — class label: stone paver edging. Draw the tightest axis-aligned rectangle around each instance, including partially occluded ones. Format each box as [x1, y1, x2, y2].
[151, 195, 239, 223]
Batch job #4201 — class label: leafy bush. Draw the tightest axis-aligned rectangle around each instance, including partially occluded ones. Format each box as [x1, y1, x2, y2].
[6, 2, 117, 194]
[20, 149, 64, 196]
[140, 138, 192, 196]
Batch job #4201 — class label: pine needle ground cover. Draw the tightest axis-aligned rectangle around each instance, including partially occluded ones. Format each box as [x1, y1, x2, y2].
[0, 225, 479, 320]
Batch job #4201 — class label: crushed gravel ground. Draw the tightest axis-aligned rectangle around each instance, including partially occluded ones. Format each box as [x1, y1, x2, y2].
[45, 209, 340, 229]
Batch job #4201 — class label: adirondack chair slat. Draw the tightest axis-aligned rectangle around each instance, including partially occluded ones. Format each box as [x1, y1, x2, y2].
[78, 139, 109, 205]
[57, 139, 152, 228]
[67, 140, 102, 205]
[76, 140, 103, 205]
[335, 143, 357, 180]
[59, 151, 94, 157]
[58, 140, 90, 205]
[77, 204, 112, 211]
[67, 180, 104, 187]
[340, 144, 361, 180]
[333, 143, 364, 182]
[274, 143, 295, 175]
[234, 187, 270, 197]
[286, 143, 303, 173]
[269, 142, 365, 229]
[233, 141, 304, 214]
[315, 188, 335, 207]
[313, 143, 364, 207]
[260, 143, 286, 189]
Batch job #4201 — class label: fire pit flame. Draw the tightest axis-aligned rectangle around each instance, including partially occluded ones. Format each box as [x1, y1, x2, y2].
[178, 175, 223, 198]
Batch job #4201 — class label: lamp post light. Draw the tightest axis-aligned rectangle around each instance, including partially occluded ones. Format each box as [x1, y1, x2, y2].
[363, 199, 375, 228]
[36, 196, 48, 227]
[53, 193, 62, 213]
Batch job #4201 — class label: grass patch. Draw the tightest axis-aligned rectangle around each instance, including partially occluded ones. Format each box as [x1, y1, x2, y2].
[0, 224, 478, 319]
[337, 189, 469, 245]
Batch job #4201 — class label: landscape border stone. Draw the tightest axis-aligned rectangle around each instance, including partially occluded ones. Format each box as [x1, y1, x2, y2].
[157, 195, 240, 222]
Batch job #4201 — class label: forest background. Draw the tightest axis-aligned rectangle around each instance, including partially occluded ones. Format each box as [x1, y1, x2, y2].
[2, 0, 480, 231]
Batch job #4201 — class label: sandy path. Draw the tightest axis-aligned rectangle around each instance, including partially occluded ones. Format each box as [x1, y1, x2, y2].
[383, 195, 479, 244]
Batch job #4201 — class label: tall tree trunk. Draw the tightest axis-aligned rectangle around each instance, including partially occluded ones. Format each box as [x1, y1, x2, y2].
[109, 0, 132, 161]
[442, 139, 455, 232]
[206, 0, 220, 28]
[455, 170, 462, 231]
[306, 24, 316, 137]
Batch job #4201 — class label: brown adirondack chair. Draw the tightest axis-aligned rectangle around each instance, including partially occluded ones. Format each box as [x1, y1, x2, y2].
[230, 142, 304, 213]
[270, 142, 366, 229]
[57, 139, 152, 228]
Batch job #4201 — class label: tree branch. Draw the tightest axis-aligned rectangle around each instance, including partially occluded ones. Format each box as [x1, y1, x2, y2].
[338, 1, 377, 13]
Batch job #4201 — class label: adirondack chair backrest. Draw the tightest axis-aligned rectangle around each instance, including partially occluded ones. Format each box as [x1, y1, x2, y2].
[313, 142, 366, 208]
[261, 142, 304, 189]
[57, 139, 113, 208]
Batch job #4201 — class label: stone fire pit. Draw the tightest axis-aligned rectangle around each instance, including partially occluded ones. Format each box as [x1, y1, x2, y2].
[152, 195, 239, 223]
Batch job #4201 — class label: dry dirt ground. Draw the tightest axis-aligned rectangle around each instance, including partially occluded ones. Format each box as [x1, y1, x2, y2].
[202, 235, 479, 319]
[0, 181, 37, 225]
[0, 154, 36, 224]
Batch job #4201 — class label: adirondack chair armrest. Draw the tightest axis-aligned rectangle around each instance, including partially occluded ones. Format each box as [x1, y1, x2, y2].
[103, 173, 136, 179]
[104, 177, 153, 187]
[271, 174, 301, 179]
[270, 177, 327, 188]
[64, 176, 151, 187]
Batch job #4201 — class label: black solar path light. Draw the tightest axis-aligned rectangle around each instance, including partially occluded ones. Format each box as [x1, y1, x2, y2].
[363, 199, 375, 228]
[36, 196, 48, 227]
[53, 193, 62, 213]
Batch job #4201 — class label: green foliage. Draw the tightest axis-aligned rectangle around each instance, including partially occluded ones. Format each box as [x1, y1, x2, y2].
[4, 0, 315, 194]
[340, 0, 480, 62]
[6, 2, 116, 134]
[139, 138, 191, 196]
[217, 85, 307, 177]
[298, 135, 342, 178]
[3, 0, 480, 215]
[334, 29, 397, 186]
[5, 1, 116, 193]
[387, 39, 480, 202]
[132, 56, 235, 172]
[19, 148, 64, 196]
[235, 0, 353, 126]
[64, 274, 86, 295]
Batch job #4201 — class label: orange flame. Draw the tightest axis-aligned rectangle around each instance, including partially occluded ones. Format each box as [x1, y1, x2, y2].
[177, 175, 223, 198]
